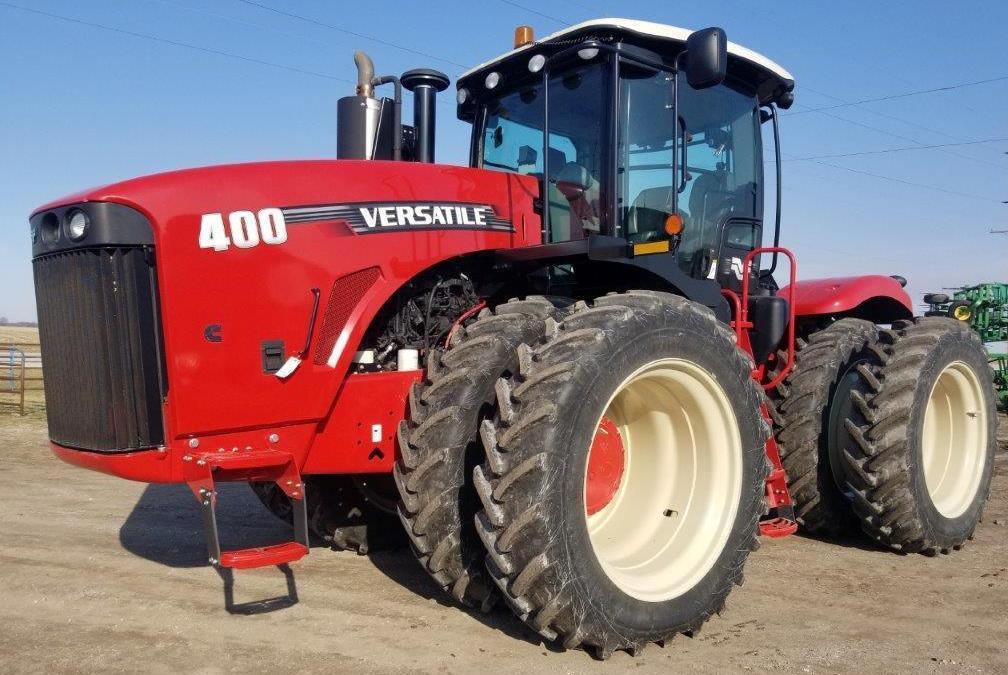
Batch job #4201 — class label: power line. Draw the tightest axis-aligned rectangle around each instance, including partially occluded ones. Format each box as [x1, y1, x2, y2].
[234, 0, 466, 68]
[785, 137, 1008, 162]
[805, 158, 1003, 203]
[798, 85, 1008, 170]
[789, 74, 1008, 114]
[802, 84, 981, 149]
[0, 1, 352, 84]
[147, 0, 336, 51]
[5, 0, 1004, 206]
[495, 0, 571, 25]
[788, 100, 1008, 170]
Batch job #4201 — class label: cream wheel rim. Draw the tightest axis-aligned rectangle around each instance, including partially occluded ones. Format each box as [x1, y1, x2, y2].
[921, 361, 987, 518]
[584, 358, 744, 602]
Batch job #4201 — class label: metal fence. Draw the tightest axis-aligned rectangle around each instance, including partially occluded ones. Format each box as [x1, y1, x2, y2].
[0, 343, 43, 415]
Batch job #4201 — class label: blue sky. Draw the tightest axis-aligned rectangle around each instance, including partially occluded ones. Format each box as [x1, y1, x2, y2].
[1, 0, 1006, 321]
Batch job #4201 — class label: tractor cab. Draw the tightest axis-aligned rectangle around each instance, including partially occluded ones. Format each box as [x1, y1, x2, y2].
[456, 20, 795, 298]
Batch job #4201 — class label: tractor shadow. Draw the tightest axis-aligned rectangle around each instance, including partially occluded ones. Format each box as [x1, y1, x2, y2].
[119, 482, 300, 614]
[795, 530, 885, 553]
[365, 550, 559, 650]
[118, 483, 556, 647]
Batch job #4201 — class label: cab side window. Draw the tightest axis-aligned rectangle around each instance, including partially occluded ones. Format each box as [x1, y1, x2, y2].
[479, 64, 607, 243]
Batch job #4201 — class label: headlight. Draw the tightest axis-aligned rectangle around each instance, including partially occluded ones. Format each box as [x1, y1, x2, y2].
[456, 88, 469, 105]
[528, 54, 546, 73]
[66, 210, 90, 241]
[485, 71, 501, 89]
[39, 212, 60, 243]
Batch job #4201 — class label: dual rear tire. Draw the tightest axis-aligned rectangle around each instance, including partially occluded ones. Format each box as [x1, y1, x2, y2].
[775, 317, 996, 553]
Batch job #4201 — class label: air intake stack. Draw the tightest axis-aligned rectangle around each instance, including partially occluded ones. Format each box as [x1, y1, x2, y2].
[402, 69, 450, 164]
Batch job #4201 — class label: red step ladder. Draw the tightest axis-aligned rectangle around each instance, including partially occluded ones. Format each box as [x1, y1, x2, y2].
[182, 449, 309, 569]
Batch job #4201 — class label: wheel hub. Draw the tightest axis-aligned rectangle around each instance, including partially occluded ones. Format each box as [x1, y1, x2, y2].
[585, 416, 626, 516]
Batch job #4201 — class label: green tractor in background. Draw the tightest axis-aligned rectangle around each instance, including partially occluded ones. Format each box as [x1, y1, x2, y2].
[925, 283, 1008, 410]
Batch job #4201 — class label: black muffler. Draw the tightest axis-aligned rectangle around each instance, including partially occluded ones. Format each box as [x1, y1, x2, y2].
[336, 50, 449, 163]
[337, 51, 397, 160]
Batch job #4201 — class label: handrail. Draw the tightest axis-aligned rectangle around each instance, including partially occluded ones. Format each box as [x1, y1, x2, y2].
[739, 247, 797, 390]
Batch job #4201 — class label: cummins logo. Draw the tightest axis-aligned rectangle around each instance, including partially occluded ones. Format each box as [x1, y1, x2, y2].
[281, 201, 513, 234]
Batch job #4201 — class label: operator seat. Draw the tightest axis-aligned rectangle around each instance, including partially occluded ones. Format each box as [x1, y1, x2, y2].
[555, 162, 599, 239]
[682, 167, 728, 255]
[627, 186, 676, 243]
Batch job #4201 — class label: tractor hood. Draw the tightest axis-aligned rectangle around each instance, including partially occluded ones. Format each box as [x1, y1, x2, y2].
[30, 159, 540, 443]
[31, 159, 529, 248]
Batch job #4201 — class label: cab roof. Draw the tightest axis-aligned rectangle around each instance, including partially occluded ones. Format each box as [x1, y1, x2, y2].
[456, 18, 795, 111]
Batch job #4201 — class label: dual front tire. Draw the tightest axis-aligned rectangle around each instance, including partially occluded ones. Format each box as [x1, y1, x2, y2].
[473, 292, 769, 657]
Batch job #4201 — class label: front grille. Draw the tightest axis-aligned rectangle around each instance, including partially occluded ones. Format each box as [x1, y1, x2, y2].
[33, 247, 166, 452]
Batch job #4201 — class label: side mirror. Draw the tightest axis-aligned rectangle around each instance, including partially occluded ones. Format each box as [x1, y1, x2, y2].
[685, 27, 728, 90]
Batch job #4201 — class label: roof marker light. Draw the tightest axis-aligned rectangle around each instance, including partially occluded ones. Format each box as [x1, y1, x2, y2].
[485, 71, 501, 89]
[457, 88, 469, 105]
[514, 25, 534, 49]
[528, 54, 546, 73]
[577, 47, 599, 60]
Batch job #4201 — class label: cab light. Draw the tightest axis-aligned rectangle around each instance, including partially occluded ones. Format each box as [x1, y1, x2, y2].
[528, 54, 546, 73]
[664, 213, 684, 236]
[485, 71, 501, 89]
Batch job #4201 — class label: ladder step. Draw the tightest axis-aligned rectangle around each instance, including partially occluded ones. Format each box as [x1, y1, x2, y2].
[219, 542, 309, 569]
[185, 448, 310, 571]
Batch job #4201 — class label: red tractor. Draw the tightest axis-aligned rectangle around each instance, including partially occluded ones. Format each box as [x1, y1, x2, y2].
[30, 19, 997, 659]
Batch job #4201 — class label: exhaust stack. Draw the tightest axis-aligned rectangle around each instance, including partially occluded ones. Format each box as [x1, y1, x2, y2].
[337, 50, 393, 160]
[402, 69, 450, 164]
[354, 51, 375, 98]
[337, 52, 448, 163]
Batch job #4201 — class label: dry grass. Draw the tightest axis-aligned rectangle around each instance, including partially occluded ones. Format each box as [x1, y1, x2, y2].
[0, 325, 44, 414]
[0, 325, 39, 345]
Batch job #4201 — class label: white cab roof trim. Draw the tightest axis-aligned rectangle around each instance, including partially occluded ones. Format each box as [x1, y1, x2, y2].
[459, 18, 794, 83]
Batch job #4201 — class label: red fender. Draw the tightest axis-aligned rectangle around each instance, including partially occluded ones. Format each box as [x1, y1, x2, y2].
[780, 275, 913, 322]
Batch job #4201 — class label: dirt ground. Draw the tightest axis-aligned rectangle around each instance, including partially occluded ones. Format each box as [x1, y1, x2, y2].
[0, 413, 1006, 674]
